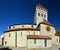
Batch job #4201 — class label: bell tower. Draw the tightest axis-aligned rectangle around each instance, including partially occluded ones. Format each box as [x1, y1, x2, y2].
[34, 4, 48, 25]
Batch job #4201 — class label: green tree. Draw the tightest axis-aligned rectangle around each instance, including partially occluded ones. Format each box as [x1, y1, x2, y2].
[55, 30, 60, 43]
[55, 30, 60, 36]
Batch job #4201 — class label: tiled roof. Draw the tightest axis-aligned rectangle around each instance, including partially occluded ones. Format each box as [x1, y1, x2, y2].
[4, 28, 40, 33]
[37, 19, 53, 28]
[40, 19, 52, 26]
[36, 4, 47, 10]
[27, 35, 51, 39]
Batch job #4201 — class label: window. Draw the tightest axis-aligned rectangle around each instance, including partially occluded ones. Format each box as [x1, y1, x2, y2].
[44, 14, 46, 18]
[29, 32, 30, 35]
[34, 39, 36, 44]
[46, 26, 51, 32]
[38, 13, 40, 16]
[5, 41, 7, 45]
[34, 32, 35, 35]
[39, 8, 40, 9]
[41, 14, 43, 17]
[9, 33, 11, 37]
[21, 32, 22, 37]
[31, 25, 33, 28]
[13, 26, 15, 28]
[45, 39, 47, 47]
[22, 25, 24, 27]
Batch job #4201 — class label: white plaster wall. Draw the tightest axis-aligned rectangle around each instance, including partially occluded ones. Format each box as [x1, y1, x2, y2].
[35, 39, 51, 48]
[28, 39, 34, 49]
[9, 25, 37, 30]
[47, 40, 52, 47]
[17, 30, 40, 47]
[40, 24, 56, 37]
[28, 39, 45, 49]
[29, 31, 40, 35]
[52, 36, 59, 45]
[35, 31, 40, 35]
[4, 30, 39, 47]
[36, 39, 44, 48]
[4, 31, 15, 47]
[17, 31, 27, 47]
[28, 39, 52, 49]
[35, 6, 48, 25]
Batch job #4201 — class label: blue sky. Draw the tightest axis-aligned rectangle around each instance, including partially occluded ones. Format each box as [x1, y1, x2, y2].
[0, 0, 60, 35]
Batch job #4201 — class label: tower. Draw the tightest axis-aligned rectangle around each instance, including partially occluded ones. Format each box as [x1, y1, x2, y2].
[34, 4, 48, 25]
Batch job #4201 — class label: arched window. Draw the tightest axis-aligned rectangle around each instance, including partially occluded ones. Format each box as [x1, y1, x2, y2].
[38, 13, 40, 16]
[31, 25, 33, 28]
[41, 13, 43, 17]
[44, 14, 46, 18]
[5, 41, 7, 45]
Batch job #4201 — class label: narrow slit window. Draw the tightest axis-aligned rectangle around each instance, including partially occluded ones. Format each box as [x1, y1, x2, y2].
[44, 14, 46, 18]
[5, 41, 7, 45]
[21, 32, 22, 37]
[38, 13, 40, 16]
[41, 14, 43, 17]
[9, 33, 11, 37]
[34, 39, 36, 44]
[34, 32, 35, 35]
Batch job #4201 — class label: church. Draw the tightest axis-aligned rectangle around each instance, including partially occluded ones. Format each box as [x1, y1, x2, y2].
[2, 4, 59, 49]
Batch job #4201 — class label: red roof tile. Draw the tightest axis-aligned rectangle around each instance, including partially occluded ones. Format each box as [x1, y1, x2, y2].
[40, 19, 52, 26]
[4, 28, 40, 33]
[27, 35, 51, 39]
[36, 4, 47, 10]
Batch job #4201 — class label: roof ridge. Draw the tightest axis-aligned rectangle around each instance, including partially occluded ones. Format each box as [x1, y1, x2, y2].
[40, 19, 52, 26]
[27, 35, 51, 39]
[36, 4, 47, 10]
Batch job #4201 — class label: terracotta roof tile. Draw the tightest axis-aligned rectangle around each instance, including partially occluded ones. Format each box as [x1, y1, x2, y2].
[40, 19, 53, 26]
[36, 4, 47, 10]
[4, 28, 40, 33]
[27, 35, 51, 39]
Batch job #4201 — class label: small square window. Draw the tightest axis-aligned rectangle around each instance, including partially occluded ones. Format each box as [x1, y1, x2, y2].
[22, 25, 24, 27]
[5, 41, 7, 45]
